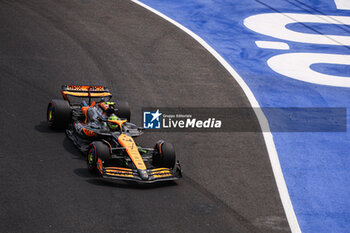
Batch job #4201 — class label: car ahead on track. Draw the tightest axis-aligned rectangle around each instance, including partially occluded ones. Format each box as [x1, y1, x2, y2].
[47, 85, 182, 183]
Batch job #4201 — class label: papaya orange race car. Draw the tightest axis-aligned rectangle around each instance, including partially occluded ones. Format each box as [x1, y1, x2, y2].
[47, 85, 182, 183]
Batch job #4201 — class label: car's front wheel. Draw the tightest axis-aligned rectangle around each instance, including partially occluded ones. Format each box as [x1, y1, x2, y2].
[87, 141, 111, 172]
[152, 140, 176, 169]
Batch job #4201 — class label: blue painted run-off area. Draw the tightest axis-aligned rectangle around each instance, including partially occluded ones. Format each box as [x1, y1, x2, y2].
[139, 0, 350, 232]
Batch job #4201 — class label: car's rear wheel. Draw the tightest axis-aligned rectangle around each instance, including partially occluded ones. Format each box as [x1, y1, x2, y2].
[152, 140, 176, 169]
[87, 141, 111, 172]
[47, 99, 71, 130]
[115, 100, 131, 121]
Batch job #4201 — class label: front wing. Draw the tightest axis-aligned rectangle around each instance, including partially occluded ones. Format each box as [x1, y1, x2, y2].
[96, 159, 182, 183]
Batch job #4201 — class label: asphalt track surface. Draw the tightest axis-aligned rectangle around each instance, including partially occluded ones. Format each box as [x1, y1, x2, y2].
[0, 1, 290, 232]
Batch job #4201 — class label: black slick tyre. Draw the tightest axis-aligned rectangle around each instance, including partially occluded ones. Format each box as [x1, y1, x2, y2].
[115, 101, 131, 121]
[153, 140, 176, 169]
[87, 141, 111, 172]
[47, 99, 71, 130]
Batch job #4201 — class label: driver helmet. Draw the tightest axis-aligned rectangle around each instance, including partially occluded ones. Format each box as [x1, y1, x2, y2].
[107, 114, 119, 131]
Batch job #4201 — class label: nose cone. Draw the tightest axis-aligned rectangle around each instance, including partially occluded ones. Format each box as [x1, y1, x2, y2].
[138, 169, 149, 181]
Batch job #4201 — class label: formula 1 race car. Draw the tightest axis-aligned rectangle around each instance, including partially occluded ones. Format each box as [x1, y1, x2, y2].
[47, 85, 182, 183]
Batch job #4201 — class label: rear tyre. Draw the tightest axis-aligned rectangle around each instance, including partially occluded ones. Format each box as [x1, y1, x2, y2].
[152, 140, 176, 169]
[115, 100, 131, 121]
[87, 141, 111, 172]
[47, 99, 71, 130]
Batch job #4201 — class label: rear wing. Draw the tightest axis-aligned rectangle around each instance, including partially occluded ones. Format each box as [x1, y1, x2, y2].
[61, 85, 112, 104]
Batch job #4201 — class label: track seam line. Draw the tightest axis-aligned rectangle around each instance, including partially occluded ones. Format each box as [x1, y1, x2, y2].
[253, 0, 350, 50]
[288, 0, 350, 29]
[130, 1, 301, 232]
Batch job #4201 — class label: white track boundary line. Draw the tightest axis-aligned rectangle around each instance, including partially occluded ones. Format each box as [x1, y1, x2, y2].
[130, 1, 301, 232]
